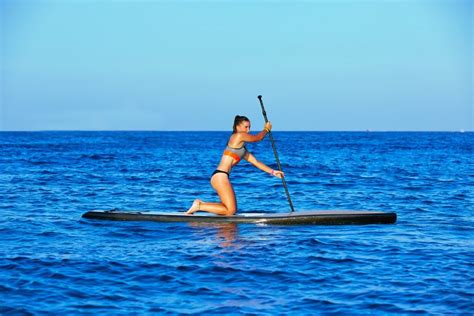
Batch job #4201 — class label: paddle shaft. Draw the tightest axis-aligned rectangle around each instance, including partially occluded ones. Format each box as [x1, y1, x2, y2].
[257, 95, 296, 213]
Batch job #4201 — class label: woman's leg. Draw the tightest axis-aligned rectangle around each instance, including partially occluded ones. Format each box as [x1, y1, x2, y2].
[186, 174, 236, 215]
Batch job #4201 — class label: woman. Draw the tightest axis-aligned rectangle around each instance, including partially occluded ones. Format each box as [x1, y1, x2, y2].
[186, 115, 284, 216]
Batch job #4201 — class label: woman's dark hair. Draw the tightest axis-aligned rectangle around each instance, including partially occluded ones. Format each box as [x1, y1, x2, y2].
[233, 115, 250, 133]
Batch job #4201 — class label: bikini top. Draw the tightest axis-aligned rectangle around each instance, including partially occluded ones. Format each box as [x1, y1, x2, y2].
[223, 144, 248, 163]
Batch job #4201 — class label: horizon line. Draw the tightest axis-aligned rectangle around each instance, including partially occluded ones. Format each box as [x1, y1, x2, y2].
[0, 129, 472, 133]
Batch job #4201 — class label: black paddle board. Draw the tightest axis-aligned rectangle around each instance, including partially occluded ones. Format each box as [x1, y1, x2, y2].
[82, 209, 397, 225]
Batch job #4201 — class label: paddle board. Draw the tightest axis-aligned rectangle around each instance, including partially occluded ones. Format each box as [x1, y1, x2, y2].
[82, 209, 397, 225]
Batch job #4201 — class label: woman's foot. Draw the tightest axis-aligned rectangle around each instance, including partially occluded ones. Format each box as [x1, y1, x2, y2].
[185, 199, 202, 215]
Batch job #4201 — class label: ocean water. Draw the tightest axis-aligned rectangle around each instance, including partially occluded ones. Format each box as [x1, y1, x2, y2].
[1, 131, 473, 315]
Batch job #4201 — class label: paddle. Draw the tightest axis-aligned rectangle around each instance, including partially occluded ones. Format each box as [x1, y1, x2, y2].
[257, 95, 296, 213]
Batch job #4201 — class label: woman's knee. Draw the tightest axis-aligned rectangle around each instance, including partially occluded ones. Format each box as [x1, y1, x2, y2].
[225, 206, 236, 216]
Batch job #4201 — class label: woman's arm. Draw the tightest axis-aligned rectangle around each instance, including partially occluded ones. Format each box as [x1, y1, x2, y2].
[243, 152, 284, 178]
[239, 130, 268, 143]
[238, 122, 272, 143]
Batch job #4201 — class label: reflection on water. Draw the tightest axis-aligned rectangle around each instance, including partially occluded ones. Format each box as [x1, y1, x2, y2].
[189, 222, 238, 248]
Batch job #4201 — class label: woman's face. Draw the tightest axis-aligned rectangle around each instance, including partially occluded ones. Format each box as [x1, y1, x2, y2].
[237, 120, 251, 133]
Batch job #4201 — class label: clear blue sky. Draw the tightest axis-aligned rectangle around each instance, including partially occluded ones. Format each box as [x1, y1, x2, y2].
[1, 0, 472, 131]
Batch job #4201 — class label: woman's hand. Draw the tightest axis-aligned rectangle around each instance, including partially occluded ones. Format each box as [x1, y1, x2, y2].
[264, 121, 272, 132]
[271, 169, 284, 179]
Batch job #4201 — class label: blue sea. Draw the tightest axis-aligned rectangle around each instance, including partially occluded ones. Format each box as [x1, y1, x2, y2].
[1, 131, 473, 315]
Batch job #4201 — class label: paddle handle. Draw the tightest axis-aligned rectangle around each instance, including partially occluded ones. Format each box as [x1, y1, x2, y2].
[257, 95, 295, 213]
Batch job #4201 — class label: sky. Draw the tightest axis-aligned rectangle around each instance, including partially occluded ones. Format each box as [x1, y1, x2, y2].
[0, 0, 472, 131]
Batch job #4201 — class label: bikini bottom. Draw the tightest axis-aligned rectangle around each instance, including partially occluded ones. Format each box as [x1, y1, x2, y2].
[211, 169, 230, 177]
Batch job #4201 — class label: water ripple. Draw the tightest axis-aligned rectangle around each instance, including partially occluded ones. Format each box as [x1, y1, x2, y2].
[0, 131, 473, 314]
